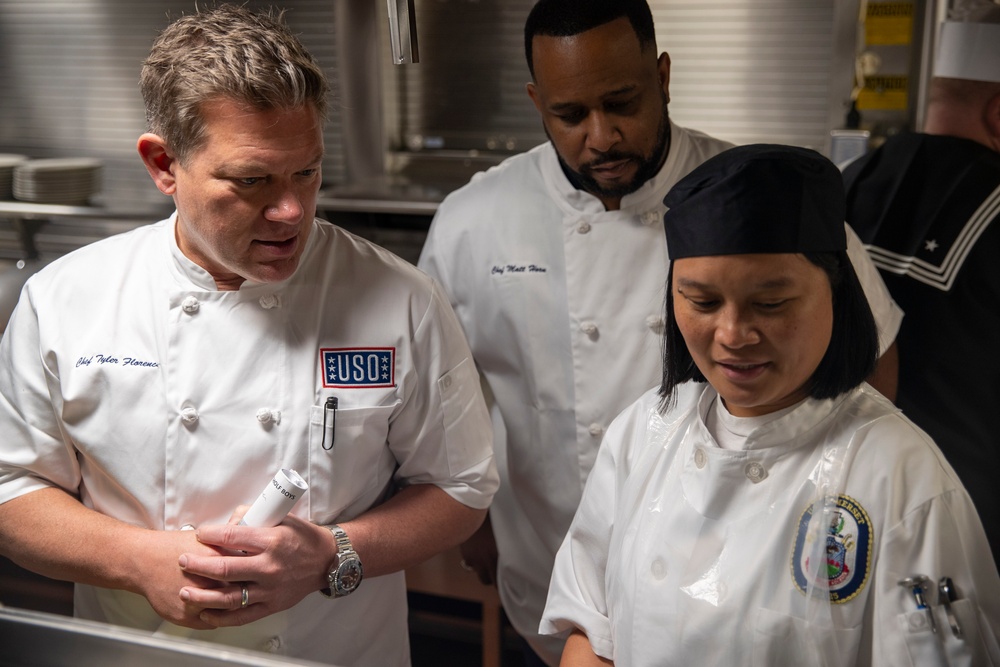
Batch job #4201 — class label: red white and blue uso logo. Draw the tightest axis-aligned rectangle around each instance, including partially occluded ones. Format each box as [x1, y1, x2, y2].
[790, 494, 872, 604]
[321, 348, 395, 388]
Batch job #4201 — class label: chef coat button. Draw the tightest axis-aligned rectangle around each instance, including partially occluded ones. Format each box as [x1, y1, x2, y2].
[256, 408, 280, 425]
[651, 558, 667, 580]
[443, 375, 453, 389]
[180, 407, 199, 425]
[577, 221, 592, 234]
[588, 423, 604, 438]
[694, 448, 707, 469]
[907, 611, 930, 631]
[263, 636, 283, 653]
[258, 294, 280, 310]
[641, 210, 660, 226]
[181, 296, 200, 314]
[645, 314, 666, 334]
[580, 322, 599, 337]
[744, 461, 768, 483]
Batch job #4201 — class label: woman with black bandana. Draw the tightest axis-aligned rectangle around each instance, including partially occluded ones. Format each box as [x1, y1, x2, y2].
[540, 144, 1000, 666]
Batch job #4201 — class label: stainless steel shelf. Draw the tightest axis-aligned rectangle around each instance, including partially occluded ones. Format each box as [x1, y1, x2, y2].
[317, 196, 439, 216]
[0, 200, 169, 221]
[0, 201, 168, 260]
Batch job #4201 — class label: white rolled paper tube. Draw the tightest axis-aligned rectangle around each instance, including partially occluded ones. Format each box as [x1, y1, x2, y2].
[154, 468, 309, 638]
[239, 468, 309, 527]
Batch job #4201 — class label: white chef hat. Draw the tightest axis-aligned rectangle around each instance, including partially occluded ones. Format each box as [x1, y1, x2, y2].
[934, 2, 1000, 82]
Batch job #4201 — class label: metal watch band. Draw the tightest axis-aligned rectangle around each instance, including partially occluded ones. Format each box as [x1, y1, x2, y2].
[321, 524, 363, 598]
[330, 524, 353, 553]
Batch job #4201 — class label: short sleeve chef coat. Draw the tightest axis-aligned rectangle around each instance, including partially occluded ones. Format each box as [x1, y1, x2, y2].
[541, 384, 1000, 666]
[0, 214, 498, 667]
[418, 121, 904, 663]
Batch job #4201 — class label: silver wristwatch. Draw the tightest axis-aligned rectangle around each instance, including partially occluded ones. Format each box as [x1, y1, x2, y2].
[321, 524, 363, 598]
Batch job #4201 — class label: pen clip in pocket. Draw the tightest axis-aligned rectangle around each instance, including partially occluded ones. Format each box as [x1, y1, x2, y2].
[321, 396, 338, 450]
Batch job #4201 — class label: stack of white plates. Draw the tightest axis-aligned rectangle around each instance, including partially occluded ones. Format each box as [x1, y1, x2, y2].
[13, 158, 103, 205]
[0, 154, 28, 200]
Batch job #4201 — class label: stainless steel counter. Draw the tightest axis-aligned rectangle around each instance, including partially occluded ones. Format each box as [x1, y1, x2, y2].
[0, 606, 331, 667]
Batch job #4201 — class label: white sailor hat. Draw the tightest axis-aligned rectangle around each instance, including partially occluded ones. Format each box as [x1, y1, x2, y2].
[934, 5, 1000, 83]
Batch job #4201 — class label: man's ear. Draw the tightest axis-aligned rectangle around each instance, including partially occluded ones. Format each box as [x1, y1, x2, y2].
[657, 51, 672, 105]
[137, 133, 178, 195]
[526, 80, 543, 116]
[984, 91, 1000, 153]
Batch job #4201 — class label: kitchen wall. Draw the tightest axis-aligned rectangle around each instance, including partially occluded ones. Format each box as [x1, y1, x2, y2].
[385, 0, 856, 161]
[0, 0, 346, 211]
[0, 0, 932, 210]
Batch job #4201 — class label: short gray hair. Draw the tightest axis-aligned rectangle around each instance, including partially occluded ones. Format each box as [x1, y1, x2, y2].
[139, 4, 329, 161]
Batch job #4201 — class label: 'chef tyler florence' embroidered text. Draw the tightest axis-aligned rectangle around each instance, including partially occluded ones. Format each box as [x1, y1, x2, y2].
[76, 354, 159, 368]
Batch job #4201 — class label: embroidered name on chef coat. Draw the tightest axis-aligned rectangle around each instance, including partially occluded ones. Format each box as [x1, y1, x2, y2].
[791, 494, 873, 604]
[321, 348, 395, 388]
[490, 263, 549, 276]
[75, 353, 159, 369]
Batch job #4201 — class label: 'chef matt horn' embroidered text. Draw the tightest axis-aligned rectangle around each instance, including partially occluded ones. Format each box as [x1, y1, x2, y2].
[491, 264, 548, 275]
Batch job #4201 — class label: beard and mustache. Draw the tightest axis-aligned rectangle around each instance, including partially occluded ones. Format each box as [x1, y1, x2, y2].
[552, 92, 671, 201]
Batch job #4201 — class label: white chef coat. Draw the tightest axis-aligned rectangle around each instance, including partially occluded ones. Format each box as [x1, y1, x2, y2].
[418, 121, 904, 664]
[0, 214, 498, 667]
[541, 383, 1000, 666]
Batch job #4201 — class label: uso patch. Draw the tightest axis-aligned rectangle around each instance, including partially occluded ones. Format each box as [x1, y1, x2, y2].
[322, 348, 395, 388]
[791, 494, 872, 604]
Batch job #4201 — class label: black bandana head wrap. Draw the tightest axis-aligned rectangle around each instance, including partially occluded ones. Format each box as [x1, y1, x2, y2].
[663, 144, 846, 259]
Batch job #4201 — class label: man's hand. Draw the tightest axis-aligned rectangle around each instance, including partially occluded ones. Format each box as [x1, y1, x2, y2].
[0, 489, 238, 630]
[138, 529, 232, 629]
[175, 514, 333, 627]
[459, 513, 498, 586]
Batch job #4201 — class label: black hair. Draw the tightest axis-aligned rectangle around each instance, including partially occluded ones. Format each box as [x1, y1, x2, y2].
[658, 250, 880, 411]
[524, 0, 656, 79]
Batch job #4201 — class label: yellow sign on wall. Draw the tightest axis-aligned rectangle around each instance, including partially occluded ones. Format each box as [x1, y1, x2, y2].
[865, 2, 914, 46]
[856, 75, 909, 110]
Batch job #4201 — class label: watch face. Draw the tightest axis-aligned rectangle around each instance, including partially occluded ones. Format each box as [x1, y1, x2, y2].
[336, 556, 363, 594]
